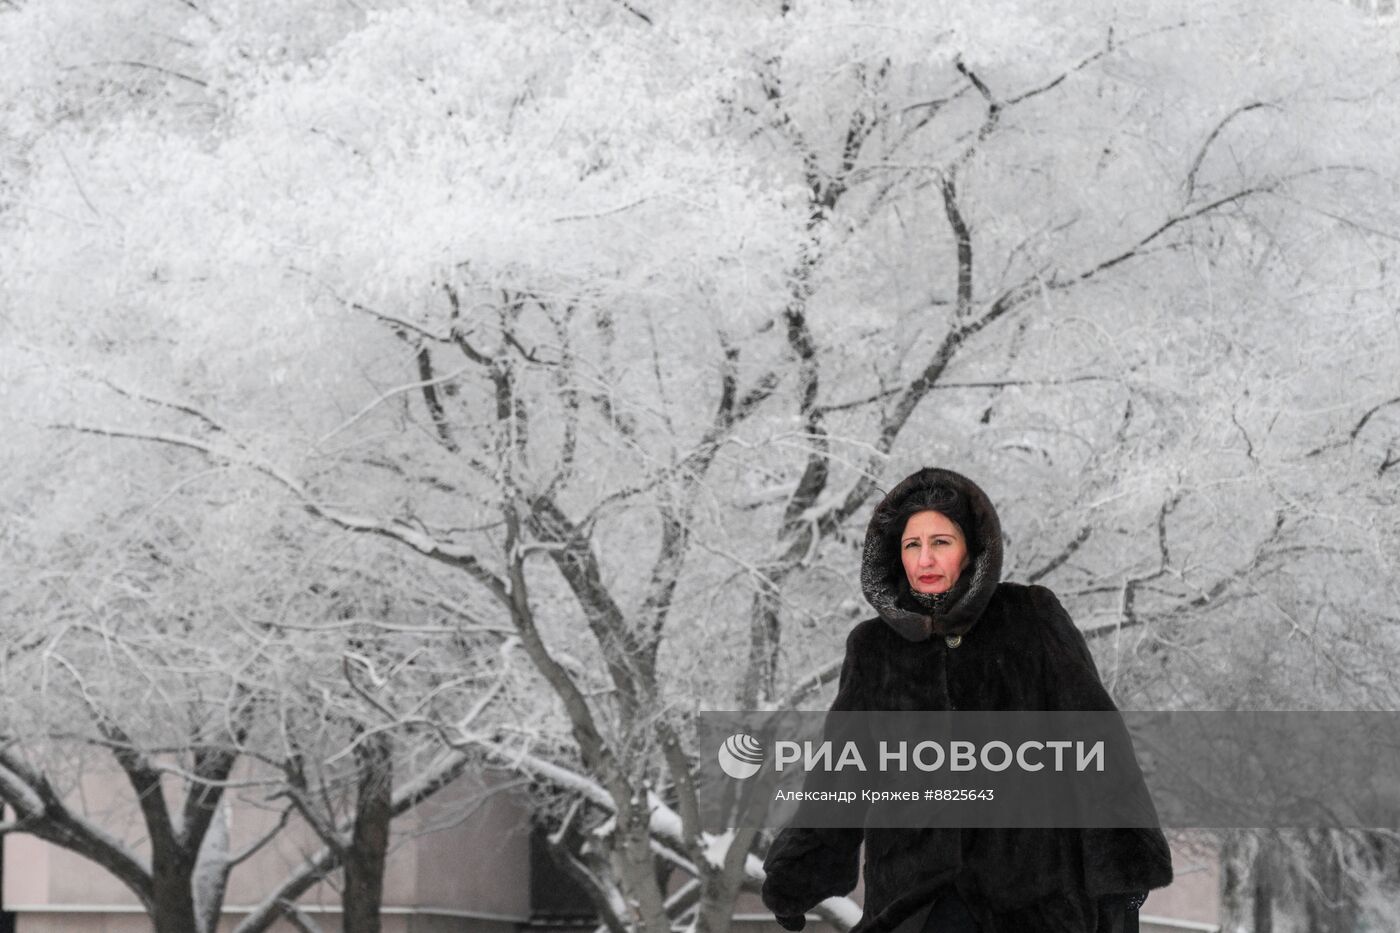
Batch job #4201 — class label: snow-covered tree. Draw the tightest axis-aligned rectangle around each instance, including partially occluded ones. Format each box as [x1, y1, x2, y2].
[4, 0, 1400, 929]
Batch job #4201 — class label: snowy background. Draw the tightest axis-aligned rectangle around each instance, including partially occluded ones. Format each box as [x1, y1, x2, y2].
[2, 1, 1399, 930]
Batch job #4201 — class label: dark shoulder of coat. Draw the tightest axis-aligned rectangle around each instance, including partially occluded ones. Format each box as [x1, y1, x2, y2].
[1020, 581, 1122, 712]
[837, 582, 1115, 713]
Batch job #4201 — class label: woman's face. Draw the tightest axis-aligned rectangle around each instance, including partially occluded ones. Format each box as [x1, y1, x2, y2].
[900, 510, 970, 595]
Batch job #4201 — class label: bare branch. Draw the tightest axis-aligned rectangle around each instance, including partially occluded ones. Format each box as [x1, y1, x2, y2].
[444, 285, 495, 366]
[76, 59, 208, 87]
[780, 655, 844, 709]
[1305, 396, 1400, 458]
[941, 175, 974, 319]
[501, 500, 623, 795]
[819, 375, 1117, 415]
[1185, 101, 1276, 201]
[52, 423, 512, 605]
[1004, 20, 1190, 108]
[778, 307, 829, 538]
[65, 368, 234, 437]
[348, 300, 452, 345]
[552, 195, 653, 222]
[224, 804, 294, 869]
[414, 345, 461, 453]
[1027, 526, 1094, 585]
[281, 909, 325, 933]
[0, 749, 156, 909]
[610, 0, 652, 25]
[951, 58, 1001, 168]
[315, 362, 473, 448]
[1053, 185, 1274, 287]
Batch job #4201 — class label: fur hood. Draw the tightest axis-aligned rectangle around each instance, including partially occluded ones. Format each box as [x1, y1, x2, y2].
[860, 466, 1004, 641]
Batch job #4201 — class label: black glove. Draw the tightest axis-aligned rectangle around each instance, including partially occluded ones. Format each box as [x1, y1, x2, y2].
[774, 914, 807, 932]
[1125, 891, 1148, 912]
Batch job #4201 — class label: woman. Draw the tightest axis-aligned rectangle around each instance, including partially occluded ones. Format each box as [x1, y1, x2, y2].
[760, 466, 1172, 933]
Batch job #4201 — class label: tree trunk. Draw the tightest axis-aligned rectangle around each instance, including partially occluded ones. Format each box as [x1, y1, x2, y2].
[1307, 831, 1358, 933]
[151, 863, 200, 933]
[1252, 839, 1273, 933]
[344, 733, 392, 933]
[694, 873, 737, 933]
[1218, 832, 1242, 927]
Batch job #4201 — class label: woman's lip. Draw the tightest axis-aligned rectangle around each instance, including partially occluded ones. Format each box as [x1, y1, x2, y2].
[918, 574, 941, 581]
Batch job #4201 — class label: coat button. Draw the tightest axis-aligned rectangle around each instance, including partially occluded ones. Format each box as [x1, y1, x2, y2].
[945, 634, 962, 648]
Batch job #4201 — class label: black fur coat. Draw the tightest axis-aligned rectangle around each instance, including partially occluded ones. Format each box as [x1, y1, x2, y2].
[760, 468, 1173, 933]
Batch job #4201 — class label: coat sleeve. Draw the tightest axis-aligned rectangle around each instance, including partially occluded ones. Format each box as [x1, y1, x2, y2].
[1029, 585, 1175, 899]
[760, 624, 870, 920]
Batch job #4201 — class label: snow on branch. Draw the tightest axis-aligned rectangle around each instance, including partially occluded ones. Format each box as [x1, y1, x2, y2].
[51, 422, 511, 606]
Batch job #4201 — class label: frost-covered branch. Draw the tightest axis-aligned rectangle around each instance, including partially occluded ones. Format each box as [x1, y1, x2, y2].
[51, 423, 512, 607]
[0, 747, 156, 910]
